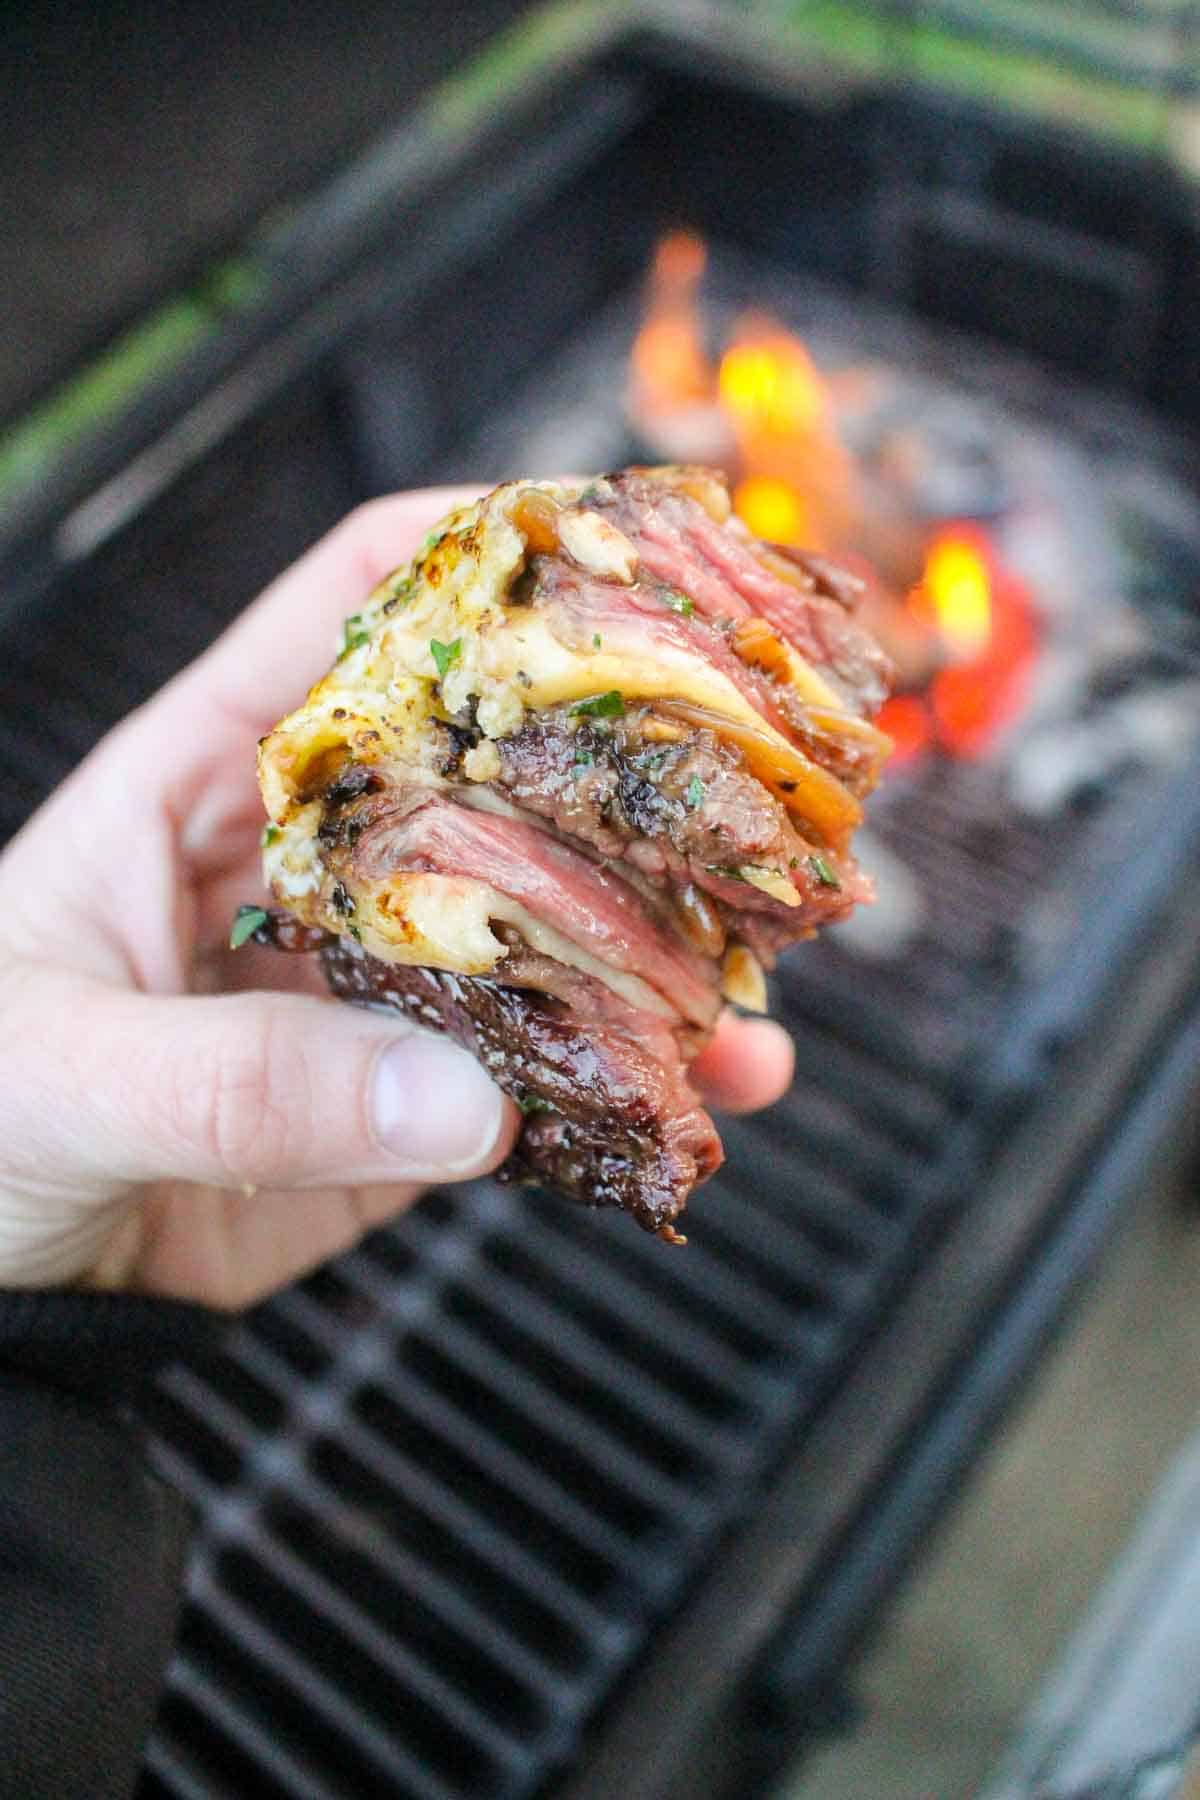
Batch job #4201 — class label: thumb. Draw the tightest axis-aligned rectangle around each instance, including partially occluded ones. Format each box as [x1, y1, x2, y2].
[6, 969, 517, 1199]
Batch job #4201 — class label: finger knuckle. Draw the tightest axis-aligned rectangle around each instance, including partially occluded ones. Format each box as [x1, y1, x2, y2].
[181, 1009, 311, 1187]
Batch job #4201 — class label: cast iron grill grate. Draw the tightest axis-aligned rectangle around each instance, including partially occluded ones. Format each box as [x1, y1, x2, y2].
[137, 1123, 933, 1800]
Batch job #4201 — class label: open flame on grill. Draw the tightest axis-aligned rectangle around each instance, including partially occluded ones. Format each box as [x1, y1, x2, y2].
[628, 232, 1042, 762]
[878, 526, 1038, 760]
[629, 230, 712, 414]
[919, 529, 993, 659]
[718, 322, 827, 440]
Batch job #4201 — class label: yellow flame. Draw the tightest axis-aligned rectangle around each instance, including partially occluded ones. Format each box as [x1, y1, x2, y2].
[733, 476, 810, 546]
[718, 328, 827, 439]
[923, 533, 992, 657]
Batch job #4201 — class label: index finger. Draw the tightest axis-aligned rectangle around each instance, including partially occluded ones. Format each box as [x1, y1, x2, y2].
[182, 486, 485, 735]
[690, 1012, 795, 1115]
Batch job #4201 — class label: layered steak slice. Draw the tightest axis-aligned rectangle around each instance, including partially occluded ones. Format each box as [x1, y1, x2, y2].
[254, 465, 892, 1237]
[320, 933, 721, 1238]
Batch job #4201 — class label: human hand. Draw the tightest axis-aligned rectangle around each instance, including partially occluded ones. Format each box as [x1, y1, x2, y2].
[0, 491, 795, 1306]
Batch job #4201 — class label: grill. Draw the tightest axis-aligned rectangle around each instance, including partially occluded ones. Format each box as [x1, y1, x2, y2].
[3, 15, 1200, 1798]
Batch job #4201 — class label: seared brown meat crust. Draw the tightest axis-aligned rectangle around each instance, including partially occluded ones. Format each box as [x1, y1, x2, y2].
[495, 711, 800, 870]
[321, 934, 722, 1237]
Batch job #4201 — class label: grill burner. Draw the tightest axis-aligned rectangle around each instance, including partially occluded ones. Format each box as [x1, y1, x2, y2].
[1, 20, 1199, 1800]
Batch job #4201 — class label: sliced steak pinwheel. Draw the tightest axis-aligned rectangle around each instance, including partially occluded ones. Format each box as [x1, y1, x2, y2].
[255, 466, 892, 1239]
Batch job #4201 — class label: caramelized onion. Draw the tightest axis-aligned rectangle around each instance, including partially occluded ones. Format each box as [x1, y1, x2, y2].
[669, 467, 732, 523]
[290, 744, 351, 804]
[511, 490, 561, 556]
[804, 704, 892, 749]
[641, 715, 686, 743]
[658, 698, 861, 847]
[732, 615, 794, 679]
[720, 942, 768, 1013]
[634, 464, 732, 522]
[675, 882, 727, 958]
[754, 542, 816, 592]
[732, 620, 891, 792]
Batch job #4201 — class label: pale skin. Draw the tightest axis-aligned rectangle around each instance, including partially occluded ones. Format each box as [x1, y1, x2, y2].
[0, 490, 795, 1308]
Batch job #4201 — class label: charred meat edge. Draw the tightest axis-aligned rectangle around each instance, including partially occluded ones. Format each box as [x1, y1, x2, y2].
[252, 912, 719, 1238]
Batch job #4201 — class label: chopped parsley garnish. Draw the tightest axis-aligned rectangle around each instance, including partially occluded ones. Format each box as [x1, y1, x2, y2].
[260, 823, 281, 848]
[337, 612, 372, 659]
[686, 775, 705, 809]
[430, 636, 463, 679]
[592, 632, 602, 650]
[229, 905, 268, 949]
[517, 1093, 553, 1115]
[574, 746, 594, 767]
[662, 589, 695, 618]
[347, 922, 363, 942]
[570, 689, 624, 719]
[808, 853, 841, 889]
[382, 578, 413, 615]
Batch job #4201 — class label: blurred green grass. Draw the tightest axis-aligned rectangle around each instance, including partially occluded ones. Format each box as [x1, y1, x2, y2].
[0, 260, 271, 515]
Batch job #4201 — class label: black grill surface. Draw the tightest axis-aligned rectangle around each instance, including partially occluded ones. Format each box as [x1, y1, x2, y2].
[139, 1164, 925, 1800]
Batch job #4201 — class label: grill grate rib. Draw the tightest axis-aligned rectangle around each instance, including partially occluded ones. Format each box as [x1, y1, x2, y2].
[273, 1289, 639, 1608]
[162, 1646, 370, 1800]
[228, 1334, 581, 1698]
[210, 1538, 528, 1780]
[477, 1230, 761, 1416]
[437, 1271, 737, 1476]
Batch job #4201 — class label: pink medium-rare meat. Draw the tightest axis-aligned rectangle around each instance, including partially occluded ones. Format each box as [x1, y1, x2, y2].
[340, 788, 722, 1029]
[535, 533, 889, 800]
[597, 467, 893, 717]
[254, 466, 893, 1239]
[537, 560, 804, 747]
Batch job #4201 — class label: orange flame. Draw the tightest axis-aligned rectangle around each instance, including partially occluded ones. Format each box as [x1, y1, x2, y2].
[627, 237, 1040, 768]
[873, 693, 931, 763]
[878, 526, 1038, 762]
[629, 243, 851, 551]
[719, 313, 856, 552]
[629, 230, 713, 413]
[931, 566, 1038, 756]
[732, 475, 811, 547]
